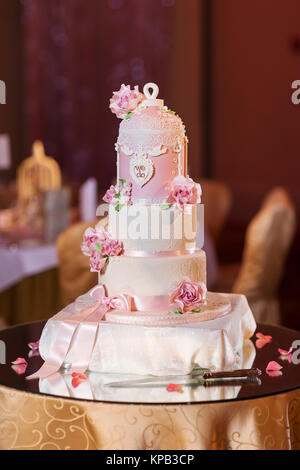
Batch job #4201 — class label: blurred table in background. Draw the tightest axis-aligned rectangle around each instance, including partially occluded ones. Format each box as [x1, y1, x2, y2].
[0, 243, 60, 326]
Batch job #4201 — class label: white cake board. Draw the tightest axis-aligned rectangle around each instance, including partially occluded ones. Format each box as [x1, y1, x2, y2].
[39, 292, 256, 376]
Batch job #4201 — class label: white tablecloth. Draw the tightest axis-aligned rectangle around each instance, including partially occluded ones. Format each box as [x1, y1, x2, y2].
[0, 244, 58, 292]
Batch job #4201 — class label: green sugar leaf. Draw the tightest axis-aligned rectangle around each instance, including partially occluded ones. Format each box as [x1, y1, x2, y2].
[125, 112, 133, 119]
[96, 243, 102, 252]
[115, 203, 124, 212]
[173, 308, 183, 315]
[192, 309, 202, 313]
[119, 178, 125, 186]
[160, 203, 172, 210]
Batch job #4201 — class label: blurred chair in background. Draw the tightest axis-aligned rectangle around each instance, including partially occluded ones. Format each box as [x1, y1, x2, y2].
[219, 187, 296, 324]
[198, 179, 233, 244]
[57, 217, 107, 306]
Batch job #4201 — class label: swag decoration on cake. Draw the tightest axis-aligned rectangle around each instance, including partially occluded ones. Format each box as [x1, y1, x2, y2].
[81, 226, 123, 272]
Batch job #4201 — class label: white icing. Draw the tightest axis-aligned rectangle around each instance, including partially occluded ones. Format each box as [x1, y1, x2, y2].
[108, 203, 200, 253]
[99, 250, 206, 297]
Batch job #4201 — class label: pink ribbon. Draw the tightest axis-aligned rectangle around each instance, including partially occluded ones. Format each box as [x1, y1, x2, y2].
[26, 285, 131, 380]
[26, 284, 175, 380]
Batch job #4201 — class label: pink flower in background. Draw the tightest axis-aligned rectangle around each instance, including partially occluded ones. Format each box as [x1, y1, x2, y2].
[109, 84, 144, 119]
[166, 176, 201, 209]
[170, 277, 207, 313]
[89, 250, 106, 272]
[101, 238, 123, 257]
[103, 185, 117, 203]
[81, 226, 108, 256]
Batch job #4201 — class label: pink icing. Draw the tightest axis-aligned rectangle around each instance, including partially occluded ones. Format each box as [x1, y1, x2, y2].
[119, 146, 187, 200]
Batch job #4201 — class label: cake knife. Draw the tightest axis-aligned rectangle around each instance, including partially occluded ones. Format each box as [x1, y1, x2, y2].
[105, 368, 262, 388]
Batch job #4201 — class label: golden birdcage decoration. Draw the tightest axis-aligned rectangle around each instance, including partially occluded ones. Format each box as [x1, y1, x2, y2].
[17, 140, 62, 202]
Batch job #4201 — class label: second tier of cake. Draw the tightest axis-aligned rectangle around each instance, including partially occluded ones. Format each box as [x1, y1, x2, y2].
[99, 250, 206, 297]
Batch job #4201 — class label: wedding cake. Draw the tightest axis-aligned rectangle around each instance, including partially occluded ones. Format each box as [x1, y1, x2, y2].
[28, 83, 256, 380]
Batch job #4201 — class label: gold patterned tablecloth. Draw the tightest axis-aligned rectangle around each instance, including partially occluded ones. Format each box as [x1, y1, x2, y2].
[0, 384, 299, 450]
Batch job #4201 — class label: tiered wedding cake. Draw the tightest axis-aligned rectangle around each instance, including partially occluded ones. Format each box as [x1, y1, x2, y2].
[29, 83, 256, 380]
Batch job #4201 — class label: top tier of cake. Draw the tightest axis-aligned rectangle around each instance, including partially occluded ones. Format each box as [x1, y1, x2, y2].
[113, 83, 188, 203]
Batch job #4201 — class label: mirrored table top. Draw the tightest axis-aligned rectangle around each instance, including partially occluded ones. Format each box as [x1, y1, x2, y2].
[0, 321, 299, 405]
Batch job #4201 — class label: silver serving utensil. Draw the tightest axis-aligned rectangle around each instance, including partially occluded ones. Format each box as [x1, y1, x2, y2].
[105, 368, 261, 388]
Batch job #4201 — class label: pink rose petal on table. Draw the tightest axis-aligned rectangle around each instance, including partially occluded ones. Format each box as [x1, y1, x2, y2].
[266, 370, 283, 377]
[71, 372, 88, 388]
[11, 358, 28, 375]
[166, 383, 184, 393]
[72, 377, 86, 388]
[266, 361, 282, 371]
[11, 357, 28, 365]
[28, 340, 39, 350]
[28, 340, 40, 357]
[71, 372, 88, 380]
[255, 332, 272, 349]
[278, 347, 293, 363]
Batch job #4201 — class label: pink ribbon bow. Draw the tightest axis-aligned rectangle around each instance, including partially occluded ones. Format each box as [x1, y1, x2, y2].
[26, 285, 131, 380]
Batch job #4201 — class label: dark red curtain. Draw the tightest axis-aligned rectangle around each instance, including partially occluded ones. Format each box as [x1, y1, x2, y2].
[22, 0, 178, 190]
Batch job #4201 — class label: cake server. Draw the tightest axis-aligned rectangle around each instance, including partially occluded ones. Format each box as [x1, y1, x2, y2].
[105, 368, 262, 388]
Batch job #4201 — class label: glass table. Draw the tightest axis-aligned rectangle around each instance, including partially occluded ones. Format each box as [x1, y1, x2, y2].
[0, 321, 299, 450]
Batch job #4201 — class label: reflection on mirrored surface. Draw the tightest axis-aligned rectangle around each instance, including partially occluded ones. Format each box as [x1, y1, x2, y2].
[0, 321, 300, 405]
[38, 340, 256, 403]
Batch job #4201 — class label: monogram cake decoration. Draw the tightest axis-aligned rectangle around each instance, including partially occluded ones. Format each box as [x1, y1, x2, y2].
[129, 153, 154, 187]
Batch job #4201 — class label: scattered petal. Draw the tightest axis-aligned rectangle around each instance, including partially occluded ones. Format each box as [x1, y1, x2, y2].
[71, 372, 87, 380]
[71, 377, 86, 388]
[255, 332, 272, 349]
[11, 357, 28, 365]
[278, 347, 293, 363]
[266, 361, 282, 371]
[28, 349, 40, 359]
[11, 364, 28, 375]
[166, 383, 184, 393]
[28, 340, 39, 351]
[266, 370, 283, 377]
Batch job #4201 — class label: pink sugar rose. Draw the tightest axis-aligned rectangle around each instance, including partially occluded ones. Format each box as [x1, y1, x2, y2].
[167, 176, 202, 209]
[109, 84, 144, 119]
[101, 238, 123, 257]
[103, 185, 117, 203]
[81, 226, 108, 256]
[170, 277, 207, 313]
[89, 249, 106, 272]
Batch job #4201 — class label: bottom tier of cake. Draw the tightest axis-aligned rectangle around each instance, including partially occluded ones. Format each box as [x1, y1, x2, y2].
[38, 291, 256, 376]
